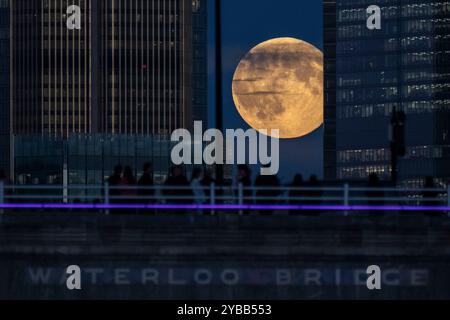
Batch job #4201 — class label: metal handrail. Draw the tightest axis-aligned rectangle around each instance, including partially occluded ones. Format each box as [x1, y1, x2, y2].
[0, 182, 449, 212]
[3, 184, 447, 192]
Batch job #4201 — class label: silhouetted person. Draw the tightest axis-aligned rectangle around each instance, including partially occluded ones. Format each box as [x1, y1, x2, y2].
[237, 165, 252, 214]
[305, 175, 323, 214]
[138, 163, 155, 204]
[366, 173, 384, 209]
[191, 167, 206, 204]
[289, 175, 304, 203]
[201, 169, 216, 214]
[164, 166, 192, 207]
[107, 165, 123, 204]
[255, 165, 280, 214]
[120, 166, 137, 203]
[191, 167, 206, 216]
[422, 176, 439, 214]
[289, 174, 305, 214]
[201, 169, 215, 194]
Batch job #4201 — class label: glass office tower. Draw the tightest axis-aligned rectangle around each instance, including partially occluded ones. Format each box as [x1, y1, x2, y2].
[10, 0, 196, 137]
[0, 0, 9, 176]
[324, 0, 450, 187]
[9, 0, 208, 183]
[191, 0, 208, 125]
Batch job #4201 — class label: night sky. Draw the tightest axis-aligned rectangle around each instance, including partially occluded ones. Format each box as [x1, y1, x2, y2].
[208, 0, 324, 183]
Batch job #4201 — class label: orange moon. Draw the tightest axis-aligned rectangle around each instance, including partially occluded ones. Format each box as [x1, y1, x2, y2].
[232, 37, 324, 139]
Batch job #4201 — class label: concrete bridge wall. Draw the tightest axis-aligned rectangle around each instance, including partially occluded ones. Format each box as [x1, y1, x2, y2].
[0, 211, 449, 299]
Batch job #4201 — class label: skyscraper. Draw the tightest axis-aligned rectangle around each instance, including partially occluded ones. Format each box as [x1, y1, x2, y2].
[191, 0, 208, 125]
[8, 0, 208, 183]
[324, 0, 450, 186]
[0, 0, 9, 175]
[11, 0, 198, 137]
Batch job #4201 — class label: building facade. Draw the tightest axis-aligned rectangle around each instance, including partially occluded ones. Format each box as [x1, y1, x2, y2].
[14, 134, 174, 186]
[0, 0, 9, 176]
[8, 0, 208, 183]
[191, 0, 208, 125]
[324, 0, 450, 186]
[11, 0, 196, 137]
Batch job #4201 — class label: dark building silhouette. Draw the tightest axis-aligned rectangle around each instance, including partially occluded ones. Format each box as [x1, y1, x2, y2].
[0, 1, 9, 176]
[11, 0, 199, 136]
[7, 0, 208, 183]
[191, 0, 208, 125]
[324, 0, 450, 187]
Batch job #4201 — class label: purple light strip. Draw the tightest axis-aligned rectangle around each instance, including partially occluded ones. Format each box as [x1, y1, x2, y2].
[0, 203, 449, 212]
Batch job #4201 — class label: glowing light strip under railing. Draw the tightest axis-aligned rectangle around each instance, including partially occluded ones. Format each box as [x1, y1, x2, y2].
[0, 203, 449, 212]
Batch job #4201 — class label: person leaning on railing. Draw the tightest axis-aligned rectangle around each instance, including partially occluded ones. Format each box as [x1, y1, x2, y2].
[107, 165, 123, 204]
[255, 164, 280, 214]
[366, 173, 384, 208]
[289, 174, 304, 214]
[120, 166, 137, 204]
[191, 167, 207, 215]
[201, 169, 216, 215]
[138, 163, 155, 205]
[164, 166, 193, 211]
[237, 165, 252, 214]
[305, 175, 323, 213]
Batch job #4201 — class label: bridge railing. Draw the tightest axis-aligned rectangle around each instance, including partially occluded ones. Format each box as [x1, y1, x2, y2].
[0, 182, 449, 213]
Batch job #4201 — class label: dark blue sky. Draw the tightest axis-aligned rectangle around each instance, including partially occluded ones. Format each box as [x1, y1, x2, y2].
[208, 0, 323, 183]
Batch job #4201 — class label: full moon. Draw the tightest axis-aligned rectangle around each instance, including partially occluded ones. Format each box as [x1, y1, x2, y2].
[232, 37, 323, 139]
